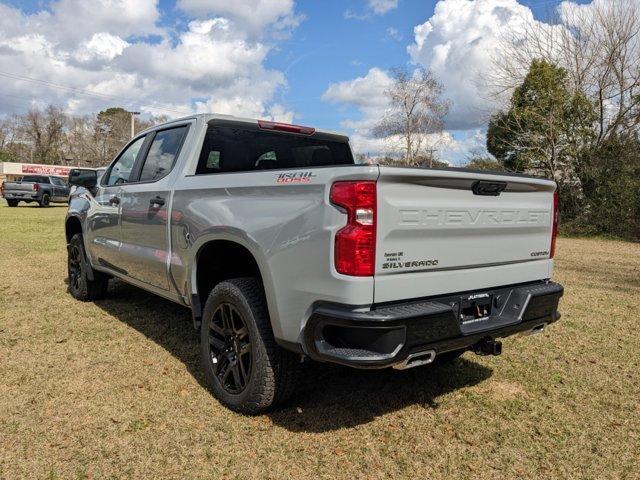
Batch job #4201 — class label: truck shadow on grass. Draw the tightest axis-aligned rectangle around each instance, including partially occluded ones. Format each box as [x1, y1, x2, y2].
[94, 280, 493, 433]
[270, 360, 491, 433]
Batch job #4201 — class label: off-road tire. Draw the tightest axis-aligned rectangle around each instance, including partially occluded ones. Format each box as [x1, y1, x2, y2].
[39, 193, 50, 207]
[67, 233, 109, 301]
[200, 278, 300, 414]
[6, 200, 18, 207]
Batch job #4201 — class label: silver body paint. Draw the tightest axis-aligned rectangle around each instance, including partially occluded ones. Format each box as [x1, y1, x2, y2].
[66, 114, 556, 347]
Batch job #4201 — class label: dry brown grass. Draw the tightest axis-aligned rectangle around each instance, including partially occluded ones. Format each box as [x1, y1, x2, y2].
[1, 202, 639, 479]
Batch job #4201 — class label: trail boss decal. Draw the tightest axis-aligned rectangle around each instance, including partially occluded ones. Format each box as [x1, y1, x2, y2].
[276, 171, 316, 184]
[382, 251, 439, 270]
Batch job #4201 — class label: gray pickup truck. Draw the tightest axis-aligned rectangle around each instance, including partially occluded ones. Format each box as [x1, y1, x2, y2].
[2, 175, 70, 207]
[65, 114, 563, 413]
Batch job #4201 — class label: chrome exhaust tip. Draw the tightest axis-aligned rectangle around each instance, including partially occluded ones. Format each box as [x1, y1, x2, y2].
[518, 322, 548, 337]
[530, 323, 547, 335]
[393, 350, 436, 370]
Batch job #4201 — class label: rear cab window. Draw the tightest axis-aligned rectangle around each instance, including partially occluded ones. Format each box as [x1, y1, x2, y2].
[196, 124, 354, 175]
[138, 126, 188, 182]
[21, 176, 50, 183]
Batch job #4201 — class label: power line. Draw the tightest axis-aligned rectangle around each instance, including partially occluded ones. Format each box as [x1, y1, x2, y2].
[0, 70, 194, 117]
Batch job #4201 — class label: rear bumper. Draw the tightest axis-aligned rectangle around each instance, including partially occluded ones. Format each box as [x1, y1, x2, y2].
[3, 193, 38, 200]
[301, 280, 563, 368]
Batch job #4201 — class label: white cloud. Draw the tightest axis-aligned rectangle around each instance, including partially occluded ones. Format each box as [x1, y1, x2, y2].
[140, 19, 272, 84]
[176, 0, 302, 36]
[437, 129, 487, 164]
[349, 130, 456, 161]
[323, 68, 392, 111]
[408, 0, 544, 130]
[34, 0, 160, 47]
[0, 0, 297, 122]
[323, 68, 391, 155]
[369, 0, 399, 15]
[558, 0, 640, 24]
[347, 127, 487, 165]
[345, 0, 399, 20]
[76, 33, 129, 62]
[386, 27, 402, 41]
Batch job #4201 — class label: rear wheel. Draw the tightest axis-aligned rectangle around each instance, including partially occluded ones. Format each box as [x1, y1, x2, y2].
[6, 200, 18, 207]
[201, 278, 300, 414]
[39, 193, 50, 207]
[67, 233, 109, 301]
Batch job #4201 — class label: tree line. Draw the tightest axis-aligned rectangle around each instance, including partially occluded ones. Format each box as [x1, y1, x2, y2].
[0, 106, 167, 168]
[488, 1, 640, 240]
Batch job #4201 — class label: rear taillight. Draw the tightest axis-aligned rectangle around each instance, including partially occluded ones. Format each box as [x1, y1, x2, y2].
[330, 181, 376, 276]
[550, 190, 559, 258]
[33, 183, 39, 192]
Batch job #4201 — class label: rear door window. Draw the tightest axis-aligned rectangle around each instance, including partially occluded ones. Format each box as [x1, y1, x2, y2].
[51, 177, 66, 187]
[196, 126, 354, 174]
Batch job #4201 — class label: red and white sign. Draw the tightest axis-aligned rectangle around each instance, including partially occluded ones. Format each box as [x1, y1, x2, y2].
[21, 164, 72, 176]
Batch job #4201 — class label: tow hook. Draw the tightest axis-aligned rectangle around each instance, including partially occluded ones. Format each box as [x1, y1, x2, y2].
[473, 337, 502, 356]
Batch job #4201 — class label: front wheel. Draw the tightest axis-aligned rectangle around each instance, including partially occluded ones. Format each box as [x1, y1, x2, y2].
[6, 199, 18, 207]
[200, 278, 300, 414]
[67, 233, 109, 301]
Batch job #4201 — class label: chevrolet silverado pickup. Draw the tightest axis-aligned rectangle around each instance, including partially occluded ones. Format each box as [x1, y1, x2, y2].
[65, 114, 563, 413]
[2, 175, 70, 207]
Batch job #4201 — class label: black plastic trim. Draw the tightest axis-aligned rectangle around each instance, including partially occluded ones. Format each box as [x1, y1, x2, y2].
[301, 280, 563, 368]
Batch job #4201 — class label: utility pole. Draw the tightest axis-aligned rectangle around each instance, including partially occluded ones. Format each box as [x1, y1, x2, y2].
[127, 111, 140, 139]
[425, 147, 437, 168]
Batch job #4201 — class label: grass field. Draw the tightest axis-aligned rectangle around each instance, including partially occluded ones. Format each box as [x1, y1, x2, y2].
[0, 202, 638, 480]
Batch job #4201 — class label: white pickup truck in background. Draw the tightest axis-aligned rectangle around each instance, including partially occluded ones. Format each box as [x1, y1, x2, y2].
[65, 114, 563, 413]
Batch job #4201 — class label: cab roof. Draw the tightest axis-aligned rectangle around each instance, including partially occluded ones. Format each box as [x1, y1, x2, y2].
[139, 113, 348, 142]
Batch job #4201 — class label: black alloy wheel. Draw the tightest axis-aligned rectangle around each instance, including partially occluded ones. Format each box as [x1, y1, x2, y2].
[208, 302, 253, 394]
[200, 278, 300, 413]
[68, 242, 83, 292]
[66, 233, 109, 301]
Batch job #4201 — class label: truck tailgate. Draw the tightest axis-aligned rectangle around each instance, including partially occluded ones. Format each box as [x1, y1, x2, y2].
[4, 182, 36, 193]
[374, 167, 556, 303]
[4, 182, 34, 195]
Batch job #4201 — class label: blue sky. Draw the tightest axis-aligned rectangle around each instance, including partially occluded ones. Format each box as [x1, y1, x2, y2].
[0, 0, 593, 163]
[268, 0, 422, 129]
[267, 0, 586, 130]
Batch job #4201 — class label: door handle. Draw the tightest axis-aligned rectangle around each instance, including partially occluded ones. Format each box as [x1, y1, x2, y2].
[109, 195, 120, 205]
[150, 196, 165, 207]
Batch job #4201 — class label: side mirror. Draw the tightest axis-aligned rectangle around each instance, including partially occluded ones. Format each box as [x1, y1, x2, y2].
[68, 169, 97, 189]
